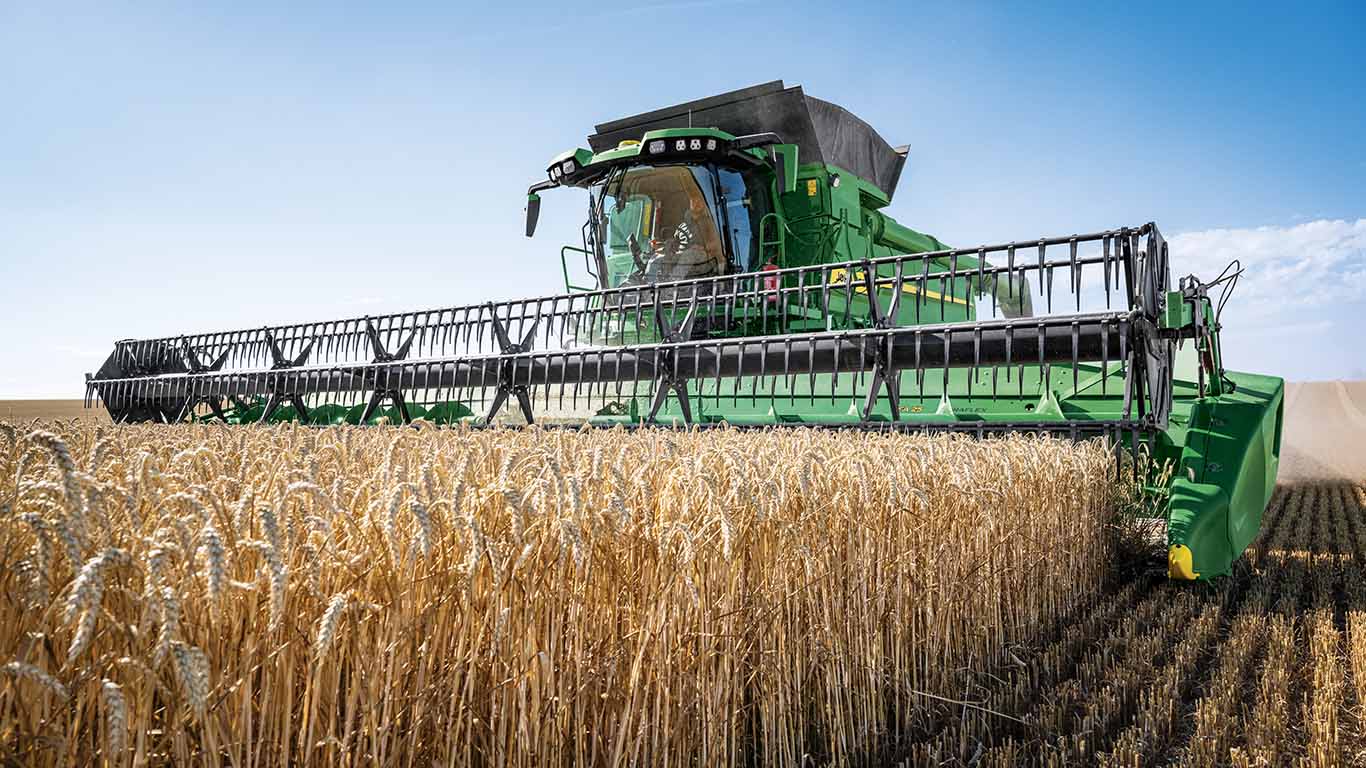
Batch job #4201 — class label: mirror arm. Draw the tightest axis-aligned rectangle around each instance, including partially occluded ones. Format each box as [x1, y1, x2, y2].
[525, 180, 558, 238]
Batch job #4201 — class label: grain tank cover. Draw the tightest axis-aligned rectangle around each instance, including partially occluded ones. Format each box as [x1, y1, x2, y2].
[588, 81, 908, 201]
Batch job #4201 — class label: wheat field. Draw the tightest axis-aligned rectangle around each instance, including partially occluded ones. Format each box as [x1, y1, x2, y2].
[0, 421, 1118, 766]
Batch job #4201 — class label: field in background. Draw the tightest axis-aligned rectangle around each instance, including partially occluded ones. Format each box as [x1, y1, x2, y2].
[0, 400, 107, 423]
[0, 423, 1117, 766]
[1281, 381, 1366, 480]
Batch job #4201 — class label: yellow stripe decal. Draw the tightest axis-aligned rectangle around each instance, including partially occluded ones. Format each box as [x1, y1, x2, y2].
[826, 268, 971, 307]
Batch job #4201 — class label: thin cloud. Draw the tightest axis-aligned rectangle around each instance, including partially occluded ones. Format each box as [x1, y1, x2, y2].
[1168, 219, 1366, 380]
[1170, 219, 1366, 324]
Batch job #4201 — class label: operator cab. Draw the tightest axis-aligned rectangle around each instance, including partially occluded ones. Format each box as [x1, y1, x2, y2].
[523, 126, 784, 295]
[591, 162, 769, 289]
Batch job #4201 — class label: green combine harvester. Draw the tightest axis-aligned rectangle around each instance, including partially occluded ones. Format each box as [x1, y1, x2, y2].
[87, 81, 1282, 580]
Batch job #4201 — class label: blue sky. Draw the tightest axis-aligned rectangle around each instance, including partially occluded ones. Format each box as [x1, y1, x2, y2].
[2, 0, 1364, 397]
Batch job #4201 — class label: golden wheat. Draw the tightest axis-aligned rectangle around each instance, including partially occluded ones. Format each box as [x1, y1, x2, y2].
[0, 420, 1118, 766]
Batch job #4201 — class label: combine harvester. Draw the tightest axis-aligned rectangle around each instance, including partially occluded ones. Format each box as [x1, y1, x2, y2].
[87, 82, 1282, 580]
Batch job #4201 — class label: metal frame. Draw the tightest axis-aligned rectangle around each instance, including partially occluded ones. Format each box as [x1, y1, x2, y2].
[88, 224, 1172, 431]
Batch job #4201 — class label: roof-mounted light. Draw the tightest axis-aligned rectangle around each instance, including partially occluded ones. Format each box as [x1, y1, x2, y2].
[545, 148, 594, 184]
[638, 131, 733, 159]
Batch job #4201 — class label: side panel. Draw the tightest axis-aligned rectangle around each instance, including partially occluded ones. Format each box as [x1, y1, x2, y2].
[1167, 371, 1284, 579]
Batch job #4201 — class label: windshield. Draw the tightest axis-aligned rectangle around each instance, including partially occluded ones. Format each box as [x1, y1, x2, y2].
[590, 164, 768, 289]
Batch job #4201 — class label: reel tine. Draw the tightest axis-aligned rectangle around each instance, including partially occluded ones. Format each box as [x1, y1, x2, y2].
[1037, 322, 1048, 393]
[318, 323, 331, 364]
[807, 336, 817, 406]
[1103, 234, 1113, 309]
[714, 340, 724, 405]
[598, 348, 610, 406]
[758, 273, 770, 335]
[941, 328, 951, 396]
[416, 312, 431, 358]
[475, 305, 489, 351]
[854, 331, 867, 391]
[758, 327, 770, 390]
[1070, 237, 1081, 312]
[1071, 319, 1080, 395]
[942, 253, 956, 321]
[1006, 243, 1016, 300]
[831, 333, 841, 405]
[918, 259, 929, 323]
[990, 267, 999, 317]
[449, 308, 462, 355]
[572, 350, 584, 411]
[1004, 323, 1013, 381]
[1038, 239, 1050, 313]
[890, 259, 904, 323]
[800, 270, 811, 324]
[437, 309, 452, 356]
[1119, 317, 1129, 387]
[1101, 317, 1110, 396]
[1120, 321, 1133, 419]
[785, 338, 796, 406]
[328, 324, 340, 365]
[733, 340, 743, 407]
[914, 329, 923, 401]
[976, 248, 987, 317]
[972, 325, 981, 398]
[725, 277, 737, 330]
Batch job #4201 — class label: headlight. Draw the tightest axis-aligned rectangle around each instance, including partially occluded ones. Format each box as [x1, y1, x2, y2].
[689, 139, 702, 150]
[706, 138, 717, 150]
[648, 140, 665, 154]
[674, 139, 686, 151]
[560, 160, 575, 175]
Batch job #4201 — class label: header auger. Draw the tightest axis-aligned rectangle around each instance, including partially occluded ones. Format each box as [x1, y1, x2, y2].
[87, 81, 1283, 580]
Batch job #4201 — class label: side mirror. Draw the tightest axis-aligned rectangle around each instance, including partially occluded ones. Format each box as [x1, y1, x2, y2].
[525, 193, 541, 238]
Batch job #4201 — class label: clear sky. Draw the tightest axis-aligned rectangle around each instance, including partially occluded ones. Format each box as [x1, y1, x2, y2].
[2, 0, 1364, 397]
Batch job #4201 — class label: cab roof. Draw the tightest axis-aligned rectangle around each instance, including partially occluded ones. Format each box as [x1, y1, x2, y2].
[586, 81, 908, 200]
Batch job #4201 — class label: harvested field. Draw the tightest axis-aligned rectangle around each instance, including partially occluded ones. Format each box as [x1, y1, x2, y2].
[0, 422, 1118, 766]
[915, 481, 1366, 767]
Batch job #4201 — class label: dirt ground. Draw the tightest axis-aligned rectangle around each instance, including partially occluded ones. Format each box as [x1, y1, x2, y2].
[1279, 380, 1366, 482]
[0, 399, 108, 423]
